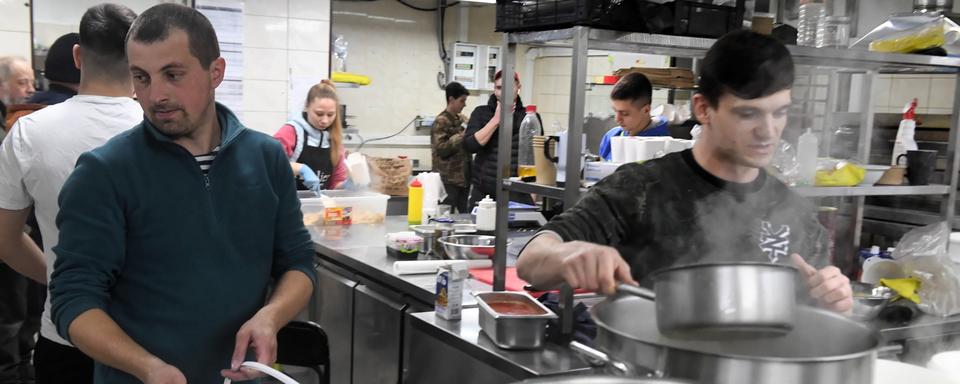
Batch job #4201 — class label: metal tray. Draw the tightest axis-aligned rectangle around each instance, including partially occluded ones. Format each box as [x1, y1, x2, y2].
[475, 291, 557, 350]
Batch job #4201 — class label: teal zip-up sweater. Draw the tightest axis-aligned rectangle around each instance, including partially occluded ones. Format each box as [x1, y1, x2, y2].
[50, 103, 316, 383]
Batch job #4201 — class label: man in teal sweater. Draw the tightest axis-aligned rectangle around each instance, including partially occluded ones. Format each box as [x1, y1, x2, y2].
[49, 4, 315, 383]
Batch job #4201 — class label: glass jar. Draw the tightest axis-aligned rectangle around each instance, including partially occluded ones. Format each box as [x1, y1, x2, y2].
[830, 126, 858, 159]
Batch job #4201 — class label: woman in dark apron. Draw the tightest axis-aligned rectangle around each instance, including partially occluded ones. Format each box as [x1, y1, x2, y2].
[273, 80, 347, 190]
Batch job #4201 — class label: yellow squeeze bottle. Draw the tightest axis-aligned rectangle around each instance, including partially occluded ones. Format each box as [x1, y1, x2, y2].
[408, 179, 423, 225]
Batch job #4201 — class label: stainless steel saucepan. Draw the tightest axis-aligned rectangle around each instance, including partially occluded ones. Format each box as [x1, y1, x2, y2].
[616, 262, 798, 338]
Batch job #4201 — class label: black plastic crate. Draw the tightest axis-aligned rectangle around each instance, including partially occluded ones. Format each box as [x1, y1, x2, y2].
[674, 0, 745, 38]
[496, 0, 745, 38]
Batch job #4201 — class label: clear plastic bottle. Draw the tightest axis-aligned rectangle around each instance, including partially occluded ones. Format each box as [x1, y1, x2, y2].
[798, 0, 827, 47]
[797, 128, 819, 186]
[518, 105, 540, 180]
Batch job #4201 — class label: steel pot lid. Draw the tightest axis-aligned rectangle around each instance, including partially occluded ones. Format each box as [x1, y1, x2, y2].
[592, 295, 879, 363]
[519, 376, 692, 384]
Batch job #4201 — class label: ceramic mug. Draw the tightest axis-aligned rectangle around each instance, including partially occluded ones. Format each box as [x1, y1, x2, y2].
[896, 149, 938, 186]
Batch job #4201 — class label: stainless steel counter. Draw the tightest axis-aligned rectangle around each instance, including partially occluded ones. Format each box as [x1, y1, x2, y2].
[405, 309, 593, 382]
[307, 216, 960, 381]
[308, 216, 590, 383]
[307, 217, 442, 305]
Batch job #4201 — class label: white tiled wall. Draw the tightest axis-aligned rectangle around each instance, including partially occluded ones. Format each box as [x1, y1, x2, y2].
[875, 74, 956, 115]
[329, 2, 500, 168]
[0, 0, 32, 61]
[241, 0, 331, 135]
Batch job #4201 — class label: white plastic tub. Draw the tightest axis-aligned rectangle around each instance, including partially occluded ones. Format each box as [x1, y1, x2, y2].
[301, 190, 389, 225]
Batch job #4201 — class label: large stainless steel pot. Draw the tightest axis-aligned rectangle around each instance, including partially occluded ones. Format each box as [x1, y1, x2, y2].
[617, 262, 798, 338]
[576, 295, 879, 384]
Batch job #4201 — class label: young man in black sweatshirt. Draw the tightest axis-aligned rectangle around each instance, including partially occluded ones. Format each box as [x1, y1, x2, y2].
[518, 30, 853, 314]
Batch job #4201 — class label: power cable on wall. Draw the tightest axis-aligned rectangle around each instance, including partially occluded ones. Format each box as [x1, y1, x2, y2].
[354, 116, 419, 152]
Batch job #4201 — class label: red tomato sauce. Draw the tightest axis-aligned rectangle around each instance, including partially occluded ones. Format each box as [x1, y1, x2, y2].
[487, 300, 547, 315]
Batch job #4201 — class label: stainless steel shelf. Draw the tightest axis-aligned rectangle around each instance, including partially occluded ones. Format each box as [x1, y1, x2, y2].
[508, 28, 960, 71]
[501, 179, 587, 200]
[863, 206, 960, 228]
[793, 185, 951, 197]
[505, 178, 949, 198]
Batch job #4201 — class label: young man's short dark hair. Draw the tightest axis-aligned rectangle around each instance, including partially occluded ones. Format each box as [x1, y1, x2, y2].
[445, 81, 469, 102]
[80, 3, 137, 76]
[610, 72, 653, 106]
[698, 30, 794, 106]
[127, 3, 220, 69]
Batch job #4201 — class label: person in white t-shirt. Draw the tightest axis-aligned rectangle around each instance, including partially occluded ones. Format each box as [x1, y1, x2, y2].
[0, 4, 141, 384]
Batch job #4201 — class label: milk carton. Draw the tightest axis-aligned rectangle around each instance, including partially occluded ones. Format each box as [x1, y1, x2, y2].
[435, 261, 468, 320]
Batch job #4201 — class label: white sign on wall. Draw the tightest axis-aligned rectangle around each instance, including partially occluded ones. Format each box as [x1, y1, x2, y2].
[196, 0, 244, 114]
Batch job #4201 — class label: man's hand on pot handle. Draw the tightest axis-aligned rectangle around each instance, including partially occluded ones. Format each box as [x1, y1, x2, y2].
[791, 253, 853, 314]
[559, 241, 637, 295]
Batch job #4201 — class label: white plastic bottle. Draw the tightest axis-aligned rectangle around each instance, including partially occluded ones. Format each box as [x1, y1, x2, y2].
[476, 195, 496, 231]
[891, 99, 918, 165]
[797, 128, 819, 186]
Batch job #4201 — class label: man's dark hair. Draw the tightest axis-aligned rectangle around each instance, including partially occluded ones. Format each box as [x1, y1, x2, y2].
[80, 4, 137, 78]
[610, 72, 653, 107]
[445, 81, 469, 102]
[698, 30, 794, 106]
[126, 3, 220, 69]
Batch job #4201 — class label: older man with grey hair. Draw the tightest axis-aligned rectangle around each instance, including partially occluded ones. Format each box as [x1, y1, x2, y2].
[0, 56, 35, 139]
[0, 56, 35, 107]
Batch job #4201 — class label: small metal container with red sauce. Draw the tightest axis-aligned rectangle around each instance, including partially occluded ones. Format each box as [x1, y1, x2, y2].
[475, 291, 558, 350]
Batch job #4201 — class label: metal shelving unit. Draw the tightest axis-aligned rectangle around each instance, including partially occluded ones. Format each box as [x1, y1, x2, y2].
[491, 26, 960, 308]
[501, 179, 587, 200]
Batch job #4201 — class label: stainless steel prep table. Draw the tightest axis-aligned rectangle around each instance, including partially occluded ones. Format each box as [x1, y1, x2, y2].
[307, 216, 960, 383]
[307, 216, 591, 383]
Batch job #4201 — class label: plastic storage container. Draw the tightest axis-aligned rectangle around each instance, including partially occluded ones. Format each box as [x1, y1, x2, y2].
[816, 16, 851, 48]
[301, 190, 389, 225]
[797, 0, 826, 47]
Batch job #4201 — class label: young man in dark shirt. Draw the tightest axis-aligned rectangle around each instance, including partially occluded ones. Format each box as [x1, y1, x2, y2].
[517, 30, 853, 314]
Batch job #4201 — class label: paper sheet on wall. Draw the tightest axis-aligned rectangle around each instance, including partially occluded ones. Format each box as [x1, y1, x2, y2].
[196, 0, 244, 115]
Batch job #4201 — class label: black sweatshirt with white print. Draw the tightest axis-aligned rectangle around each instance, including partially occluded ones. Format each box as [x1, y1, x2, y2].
[538, 149, 829, 286]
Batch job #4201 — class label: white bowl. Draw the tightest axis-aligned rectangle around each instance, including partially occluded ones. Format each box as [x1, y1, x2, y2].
[860, 165, 891, 186]
[860, 257, 905, 285]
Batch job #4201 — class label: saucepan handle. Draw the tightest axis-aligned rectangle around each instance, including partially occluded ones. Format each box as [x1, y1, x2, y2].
[616, 283, 656, 300]
[569, 341, 631, 375]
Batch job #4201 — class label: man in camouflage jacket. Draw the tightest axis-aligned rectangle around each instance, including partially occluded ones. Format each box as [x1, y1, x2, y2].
[432, 82, 471, 213]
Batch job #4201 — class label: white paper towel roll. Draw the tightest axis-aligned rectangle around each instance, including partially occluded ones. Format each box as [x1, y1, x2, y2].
[417, 172, 447, 206]
[393, 259, 492, 275]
